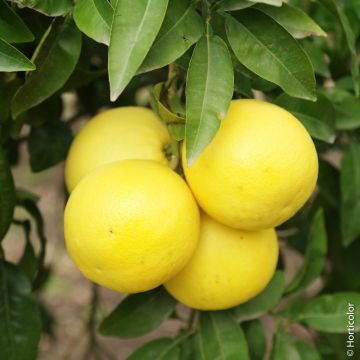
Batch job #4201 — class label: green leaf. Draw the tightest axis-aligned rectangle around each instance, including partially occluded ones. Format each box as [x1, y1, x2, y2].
[180, 335, 195, 360]
[234, 71, 253, 98]
[0, 261, 42, 360]
[341, 143, 360, 247]
[152, 83, 185, 141]
[221, 0, 281, 10]
[18, 221, 38, 282]
[152, 83, 185, 125]
[243, 320, 265, 360]
[28, 121, 73, 172]
[74, 0, 113, 45]
[270, 332, 322, 360]
[286, 209, 327, 293]
[296, 292, 360, 333]
[0, 0, 34, 43]
[127, 338, 179, 360]
[274, 93, 335, 143]
[0, 38, 35, 72]
[0, 148, 15, 241]
[108, 0, 169, 101]
[318, 160, 339, 208]
[233, 271, 284, 319]
[297, 292, 360, 333]
[302, 40, 330, 77]
[100, 287, 177, 338]
[270, 333, 301, 360]
[255, 3, 326, 38]
[250, 0, 282, 5]
[225, 9, 316, 101]
[185, 35, 233, 166]
[293, 339, 322, 360]
[151, 83, 185, 141]
[195, 311, 249, 360]
[127, 331, 191, 360]
[334, 95, 360, 130]
[0, 75, 21, 124]
[220, 0, 254, 10]
[11, 17, 81, 118]
[25, 96, 62, 127]
[16, 190, 47, 290]
[7, 0, 72, 16]
[318, 0, 359, 96]
[60, 68, 107, 92]
[139, 0, 203, 73]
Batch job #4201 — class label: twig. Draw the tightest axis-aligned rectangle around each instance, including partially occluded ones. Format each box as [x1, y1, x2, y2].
[83, 283, 100, 360]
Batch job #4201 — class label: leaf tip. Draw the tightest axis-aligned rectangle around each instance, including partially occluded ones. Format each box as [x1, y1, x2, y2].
[110, 91, 119, 102]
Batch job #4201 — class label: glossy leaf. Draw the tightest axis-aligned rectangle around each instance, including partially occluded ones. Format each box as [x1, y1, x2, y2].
[221, 0, 281, 10]
[139, 0, 203, 73]
[220, 0, 255, 10]
[251, 0, 282, 4]
[255, 3, 326, 38]
[28, 121, 73, 172]
[127, 331, 191, 360]
[0, 0, 34, 43]
[297, 293, 360, 333]
[341, 144, 360, 247]
[74, 0, 113, 45]
[185, 35, 233, 166]
[243, 320, 265, 360]
[7, 0, 72, 16]
[0, 261, 42, 360]
[274, 93, 335, 143]
[0, 38, 35, 72]
[195, 311, 249, 360]
[286, 209, 327, 293]
[12, 17, 81, 118]
[233, 271, 284, 319]
[0, 148, 15, 241]
[318, 0, 359, 96]
[225, 10, 316, 101]
[100, 287, 177, 338]
[108, 0, 169, 101]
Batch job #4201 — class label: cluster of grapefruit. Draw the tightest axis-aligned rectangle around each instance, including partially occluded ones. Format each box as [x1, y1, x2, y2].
[64, 100, 318, 310]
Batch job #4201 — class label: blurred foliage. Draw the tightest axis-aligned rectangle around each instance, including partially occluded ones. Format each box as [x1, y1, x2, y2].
[0, 0, 360, 358]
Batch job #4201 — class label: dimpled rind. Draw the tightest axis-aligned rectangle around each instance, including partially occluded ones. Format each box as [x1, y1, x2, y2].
[183, 99, 318, 230]
[65, 107, 171, 192]
[64, 160, 200, 293]
[165, 213, 279, 310]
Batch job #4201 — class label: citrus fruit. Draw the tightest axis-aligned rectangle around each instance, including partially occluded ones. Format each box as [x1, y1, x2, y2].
[65, 107, 171, 192]
[164, 213, 278, 310]
[183, 99, 318, 230]
[64, 160, 200, 293]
